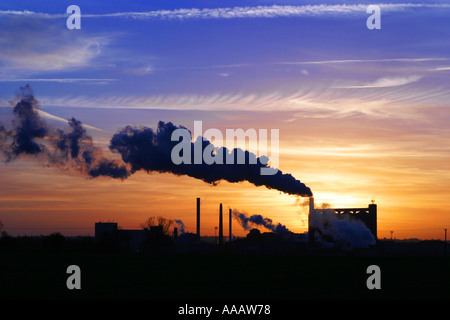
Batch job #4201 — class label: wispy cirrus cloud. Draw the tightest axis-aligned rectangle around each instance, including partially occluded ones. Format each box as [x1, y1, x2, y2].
[36, 81, 450, 119]
[0, 78, 116, 84]
[431, 66, 450, 71]
[279, 58, 450, 65]
[335, 75, 423, 89]
[180, 57, 450, 72]
[0, 15, 108, 72]
[1, 3, 449, 20]
[0, 36, 105, 72]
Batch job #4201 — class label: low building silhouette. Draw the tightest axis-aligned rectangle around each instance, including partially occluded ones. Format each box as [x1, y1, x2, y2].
[94, 222, 165, 252]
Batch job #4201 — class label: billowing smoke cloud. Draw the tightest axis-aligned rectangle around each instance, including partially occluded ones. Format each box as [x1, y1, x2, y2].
[7, 85, 47, 159]
[109, 123, 312, 197]
[174, 219, 186, 234]
[87, 159, 130, 179]
[54, 117, 87, 160]
[0, 85, 129, 179]
[0, 123, 7, 145]
[309, 210, 376, 250]
[232, 209, 291, 234]
[0, 86, 312, 198]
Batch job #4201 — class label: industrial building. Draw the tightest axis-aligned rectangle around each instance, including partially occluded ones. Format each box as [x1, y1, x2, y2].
[308, 196, 377, 244]
[93, 197, 231, 252]
[95, 196, 378, 252]
[94, 221, 164, 252]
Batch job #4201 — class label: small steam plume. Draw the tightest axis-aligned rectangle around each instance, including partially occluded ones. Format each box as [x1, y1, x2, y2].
[174, 219, 186, 234]
[295, 196, 310, 208]
[232, 209, 291, 234]
[309, 210, 376, 250]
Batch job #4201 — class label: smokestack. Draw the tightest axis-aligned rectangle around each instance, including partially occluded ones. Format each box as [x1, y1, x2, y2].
[219, 203, 223, 246]
[173, 227, 178, 240]
[229, 208, 232, 242]
[445, 228, 447, 257]
[368, 202, 377, 240]
[308, 196, 314, 244]
[196, 197, 200, 238]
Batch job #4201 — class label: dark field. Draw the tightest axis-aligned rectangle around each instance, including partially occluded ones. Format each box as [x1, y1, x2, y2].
[0, 251, 448, 300]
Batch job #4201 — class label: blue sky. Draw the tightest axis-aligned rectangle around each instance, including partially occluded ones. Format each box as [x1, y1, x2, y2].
[0, 1, 449, 128]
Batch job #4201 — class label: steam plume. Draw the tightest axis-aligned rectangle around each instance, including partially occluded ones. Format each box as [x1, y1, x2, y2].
[174, 219, 186, 234]
[1, 86, 312, 198]
[109, 123, 312, 197]
[7, 85, 47, 158]
[232, 209, 291, 234]
[309, 210, 376, 250]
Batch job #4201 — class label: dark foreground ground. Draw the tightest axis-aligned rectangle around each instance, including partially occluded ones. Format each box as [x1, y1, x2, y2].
[0, 250, 448, 300]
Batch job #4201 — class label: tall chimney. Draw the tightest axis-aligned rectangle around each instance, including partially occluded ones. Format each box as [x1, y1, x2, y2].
[309, 196, 315, 215]
[196, 197, 200, 238]
[368, 202, 377, 240]
[308, 196, 315, 244]
[229, 208, 232, 242]
[219, 203, 223, 246]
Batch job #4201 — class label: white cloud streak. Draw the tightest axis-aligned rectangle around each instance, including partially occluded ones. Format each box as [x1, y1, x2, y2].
[37, 81, 450, 119]
[1, 3, 449, 20]
[335, 75, 423, 89]
[431, 66, 450, 71]
[35, 109, 105, 132]
[0, 15, 107, 72]
[0, 78, 116, 83]
[280, 58, 450, 65]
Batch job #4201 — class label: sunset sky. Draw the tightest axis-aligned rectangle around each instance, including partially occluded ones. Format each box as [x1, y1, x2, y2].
[0, 0, 449, 240]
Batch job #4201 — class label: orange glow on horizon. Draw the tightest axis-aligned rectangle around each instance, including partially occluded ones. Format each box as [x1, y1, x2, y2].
[0, 109, 449, 241]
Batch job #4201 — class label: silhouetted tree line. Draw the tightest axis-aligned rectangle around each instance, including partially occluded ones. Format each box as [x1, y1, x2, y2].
[0, 215, 175, 253]
[0, 231, 100, 252]
[0, 230, 175, 253]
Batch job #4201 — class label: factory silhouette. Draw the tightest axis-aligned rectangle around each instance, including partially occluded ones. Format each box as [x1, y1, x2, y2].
[94, 196, 378, 253]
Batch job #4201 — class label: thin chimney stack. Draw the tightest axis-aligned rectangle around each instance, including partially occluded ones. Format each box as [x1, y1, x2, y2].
[219, 203, 223, 246]
[196, 197, 200, 238]
[229, 208, 232, 242]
